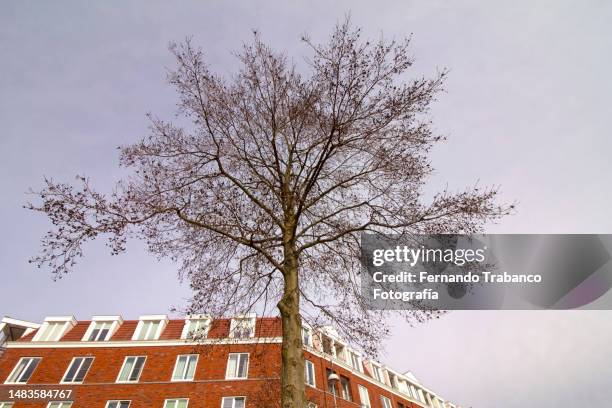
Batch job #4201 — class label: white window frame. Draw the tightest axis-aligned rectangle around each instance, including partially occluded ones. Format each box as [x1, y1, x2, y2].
[333, 340, 347, 361]
[380, 395, 392, 408]
[32, 316, 76, 342]
[371, 364, 383, 382]
[321, 334, 335, 356]
[340, 375, 352, 401]
[225, 353, 249, 379]
[221, 396, 246, 408]
[171, 354, 198, 381]
[116, 356, 147, 383]
[228, 314, 256, 338]
[163, 399, 189, 408]
[0, 317, 40, 341]
[410, 385, 419, 401]
[301, 326, 313, 347]
[105, 401, 131, 408]
[46, 403, 73, 408]
[61, 356, 94, 384]
[417, 388, 425, 403]
[388, 372, 398, 389]
[305, 360, 316, 387]
[181, 315, 211, 340]
[398, 379, 412, 398]
[132, 315, 168, 341]
[82, 316, 123, 342]
[349, 350, 362, 372]
[0, 402, 14, 408]
[4, 357, 42, 384]
[358, 385, 371, 408]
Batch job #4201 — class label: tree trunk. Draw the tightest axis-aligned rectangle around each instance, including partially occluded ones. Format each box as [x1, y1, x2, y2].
[278, 246, 305, 408]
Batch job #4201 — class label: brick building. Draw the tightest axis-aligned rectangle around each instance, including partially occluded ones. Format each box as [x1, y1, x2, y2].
[0, 315, 459, 408]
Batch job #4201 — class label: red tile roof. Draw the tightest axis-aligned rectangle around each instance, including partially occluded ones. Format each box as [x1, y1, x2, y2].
[60, 320, 90, 341]
[109, 320, 138, 341]
[158, 319, 184, 340]
[17, 330, 36, 342]
[256, 317, 282, 337]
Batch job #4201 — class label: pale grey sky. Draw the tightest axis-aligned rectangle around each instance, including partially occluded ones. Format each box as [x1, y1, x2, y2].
[2, 1, 612, 407]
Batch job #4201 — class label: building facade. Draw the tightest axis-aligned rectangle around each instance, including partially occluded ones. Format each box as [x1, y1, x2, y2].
[0, 315, 459, 408]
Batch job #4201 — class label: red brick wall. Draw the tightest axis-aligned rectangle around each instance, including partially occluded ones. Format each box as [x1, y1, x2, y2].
[0, 342, 282, 408]
[303, 351, 424, 408]
[0, 317, 424, 408]
[0, 343, 424, 408]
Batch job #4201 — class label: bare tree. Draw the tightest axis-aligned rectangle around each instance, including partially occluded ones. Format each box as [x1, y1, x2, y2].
[27, 19, 510, 408]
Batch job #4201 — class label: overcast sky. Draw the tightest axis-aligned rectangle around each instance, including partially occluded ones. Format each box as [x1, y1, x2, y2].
[2, 1, 612, 407]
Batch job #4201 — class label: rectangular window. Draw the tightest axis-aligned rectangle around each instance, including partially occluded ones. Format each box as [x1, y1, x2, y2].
[225, 353, 249, 379]
[229, 317, 255, 338]
[221, 397, 245, 408]
[172, 355, 198, 381]
[36, 322, 66, 342]
[398, 380, 411, 397]
[388, 373, 398, 389]
[182, 318, 210, 339]
[334, 342, 346, 361]
[0, 403, 14, 408]
[163, 399, 189, 408]
[349, 352, 361, 371]
[380, 396, 392, 408]
[371, 365, 383, 382]
[326, 368, 337, 395]
[417, 389, 425, 403]
[134, 320, 161, 340]
[304, 360, 315, 387]
[105, 402, 130, 408]
[87, 321, 112, 341]
[47, 403, 72, 408]
[321, 336, 333, 355]
[5, 357, 41, 384]
[62, 357, 94, 383]
[340, 376, 352, 401]
[410, 385, 418, 400]
[301, 327, 312, 347]
[116, 356, 146, 383]
[358, 385, 371, 408]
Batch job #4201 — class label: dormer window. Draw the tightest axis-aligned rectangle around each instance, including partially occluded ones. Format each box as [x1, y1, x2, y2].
[0, 317, 40, 344]
[229, 315, 256, 338]
[32, 316, 76, 342]
[388, 372, 399, 389]
[398, 379, 412, 397]
[82, 316, 123, 342]
[333, 341, 346, 361]
[416, 387, 425, 403]
[38, 322, 64, 341]
[87, 322, 112, 341]
[371, 364, 383, 383]
[348, 350, 362, 372]
[301, 326, 313, 347]
[181, 315, 211, 340]
[321, 335, 334, 355]
[132, 315, 168, 341]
